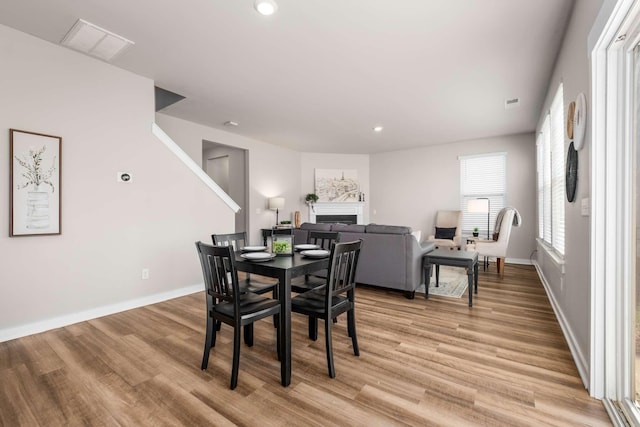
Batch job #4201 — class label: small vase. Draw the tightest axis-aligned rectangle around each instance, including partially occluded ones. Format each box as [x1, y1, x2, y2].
[26, 190, 50, 229]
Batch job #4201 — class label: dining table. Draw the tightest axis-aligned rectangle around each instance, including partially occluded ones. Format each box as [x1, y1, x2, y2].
[234, 251, 330, 387]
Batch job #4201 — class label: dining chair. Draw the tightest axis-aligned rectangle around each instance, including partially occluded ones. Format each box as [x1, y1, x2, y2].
[290, 230, 339, 294]
[291, 239, 362, 378]
[195, 241, 281, 390]
[212, 232, 278, 296]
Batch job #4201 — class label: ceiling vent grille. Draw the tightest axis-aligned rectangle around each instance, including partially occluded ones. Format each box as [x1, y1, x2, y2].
[504, 98, 520, 110]
[61, 19, 134, 62]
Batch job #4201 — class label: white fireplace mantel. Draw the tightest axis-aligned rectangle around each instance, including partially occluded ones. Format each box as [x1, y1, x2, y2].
[309, 202, 364, 224]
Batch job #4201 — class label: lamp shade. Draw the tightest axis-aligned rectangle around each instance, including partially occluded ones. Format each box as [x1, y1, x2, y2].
[268, 197, 285, 211]
[467, 198, 489, 213]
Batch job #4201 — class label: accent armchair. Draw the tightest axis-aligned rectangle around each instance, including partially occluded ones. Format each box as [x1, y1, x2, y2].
[466, 208, 519, 278]
[427, 210, 463, 249]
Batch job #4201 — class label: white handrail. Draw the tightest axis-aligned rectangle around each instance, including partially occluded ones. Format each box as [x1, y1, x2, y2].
[152, 123, 241, 213]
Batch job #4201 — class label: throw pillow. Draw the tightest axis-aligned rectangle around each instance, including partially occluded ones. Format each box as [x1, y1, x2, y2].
[435, 227, 456, 240]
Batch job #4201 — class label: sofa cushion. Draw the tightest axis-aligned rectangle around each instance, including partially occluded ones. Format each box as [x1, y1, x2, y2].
[300, 222, 332, 231]
[435, 226, 457, 240]
[331, 223, 366, 233]
[365, 224, 412, 235]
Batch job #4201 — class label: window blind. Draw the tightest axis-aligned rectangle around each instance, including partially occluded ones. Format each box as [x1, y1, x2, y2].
[459, 152, 507, 237]
[550, 84, 565, 255]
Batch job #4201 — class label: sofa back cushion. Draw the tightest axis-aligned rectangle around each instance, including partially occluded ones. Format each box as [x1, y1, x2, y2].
[300, 222, 332, 231]
[331, 223, 366, 233]
[365, 224, 412, 235]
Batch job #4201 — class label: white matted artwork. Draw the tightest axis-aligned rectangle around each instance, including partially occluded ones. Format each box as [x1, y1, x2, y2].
[315, 169, 359, 202]
[10, 129, 61, 236]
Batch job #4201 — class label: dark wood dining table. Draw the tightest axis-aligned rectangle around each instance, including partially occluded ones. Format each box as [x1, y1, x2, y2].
[234, 251, 330, 387]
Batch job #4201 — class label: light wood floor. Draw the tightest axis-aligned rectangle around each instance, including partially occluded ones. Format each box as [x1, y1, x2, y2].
[0, 265, 611, 426]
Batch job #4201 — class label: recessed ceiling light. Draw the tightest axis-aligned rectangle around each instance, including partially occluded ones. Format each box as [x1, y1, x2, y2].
[373, 126, 384, 132]
[224, 121, 239, 127]
[254, 0, 278, 16]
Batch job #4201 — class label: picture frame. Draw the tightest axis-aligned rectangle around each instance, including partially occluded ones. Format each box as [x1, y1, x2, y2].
[10, 129, 62, 237]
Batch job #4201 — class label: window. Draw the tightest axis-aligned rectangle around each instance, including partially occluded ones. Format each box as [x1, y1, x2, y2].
[536, 83, 565, 255]
[459, 152, 507, 237]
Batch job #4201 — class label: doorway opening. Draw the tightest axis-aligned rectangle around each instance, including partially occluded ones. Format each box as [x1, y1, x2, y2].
[202, 141, 248, 233]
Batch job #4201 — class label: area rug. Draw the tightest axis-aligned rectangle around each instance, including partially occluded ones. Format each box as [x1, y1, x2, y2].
[415, 266, 469, 298]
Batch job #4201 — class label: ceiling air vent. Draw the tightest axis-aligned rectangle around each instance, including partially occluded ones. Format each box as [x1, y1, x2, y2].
[504, 98, 520, 110]
[61, 19, 134, 62]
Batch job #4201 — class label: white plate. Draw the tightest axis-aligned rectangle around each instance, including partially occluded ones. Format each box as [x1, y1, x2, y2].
[241, 245, 268, 252]
[240, 252, 276, 262]
[294, 244, 320, 251]
[300, 249, 330, 258]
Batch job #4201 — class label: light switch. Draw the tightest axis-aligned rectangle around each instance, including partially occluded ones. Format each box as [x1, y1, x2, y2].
[581, 198, 589, 216]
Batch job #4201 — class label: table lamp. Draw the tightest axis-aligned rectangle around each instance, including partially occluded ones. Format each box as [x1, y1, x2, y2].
[268, 197, 285, 226]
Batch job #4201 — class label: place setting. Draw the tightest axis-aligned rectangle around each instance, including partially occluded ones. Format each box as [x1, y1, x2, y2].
[239, 245, 275, 262]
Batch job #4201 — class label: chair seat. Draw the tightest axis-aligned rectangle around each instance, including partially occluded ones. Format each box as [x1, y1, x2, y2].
[290, 275, 325, 293]
[291, 288, 349, 316]
[429, 238, 459, 248]
[214, 292, 280, 319]
[240, 276, 278, 294]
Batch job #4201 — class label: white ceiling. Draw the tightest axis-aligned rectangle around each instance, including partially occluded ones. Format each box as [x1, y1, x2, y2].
[0, 0, 573, 154]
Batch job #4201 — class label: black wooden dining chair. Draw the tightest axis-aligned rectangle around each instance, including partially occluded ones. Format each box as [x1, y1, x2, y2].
[290, 230, 339, 294]
[195, 241, 280, 390]
[290, 239, 362, 378]
[212, 232, 278, 296]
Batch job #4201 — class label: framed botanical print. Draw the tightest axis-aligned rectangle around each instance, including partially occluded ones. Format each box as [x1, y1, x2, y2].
[10, 129, 61, 236]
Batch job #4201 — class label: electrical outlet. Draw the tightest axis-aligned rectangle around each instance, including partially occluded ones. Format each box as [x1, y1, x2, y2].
[142, 268, 149, 280]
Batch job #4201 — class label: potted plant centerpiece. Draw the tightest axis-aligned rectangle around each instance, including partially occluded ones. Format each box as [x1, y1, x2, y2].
[472, 227, 479, 237]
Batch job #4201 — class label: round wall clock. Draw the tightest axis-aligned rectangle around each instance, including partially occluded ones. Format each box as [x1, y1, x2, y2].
[566, 101, 575, 140]
[566, 142, 578, 203]
[573, 93, 587, 150]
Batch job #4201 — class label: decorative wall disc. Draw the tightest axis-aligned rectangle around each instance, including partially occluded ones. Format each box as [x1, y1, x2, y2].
[573, 93, 587, 150]
[566, 101, 575, 140]
[566, 142, 578, 203]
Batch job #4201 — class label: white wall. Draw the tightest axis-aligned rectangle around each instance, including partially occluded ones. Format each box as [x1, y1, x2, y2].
[370, 133, 536, 261]
[535, 0, 603, 386]
[203, 144, 246, 232]
[300, 153, 370, 224]
[0, 25, 234, 340]
[155, 114, 302, 245]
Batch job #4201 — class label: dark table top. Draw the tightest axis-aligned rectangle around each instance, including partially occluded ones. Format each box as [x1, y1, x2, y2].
[424, 248, 478, 262]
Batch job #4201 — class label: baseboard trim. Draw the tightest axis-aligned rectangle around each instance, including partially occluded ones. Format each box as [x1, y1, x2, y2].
[533, 261, 589, 388]
[506, 257, 533, 265]
[0, 283, 203, 343]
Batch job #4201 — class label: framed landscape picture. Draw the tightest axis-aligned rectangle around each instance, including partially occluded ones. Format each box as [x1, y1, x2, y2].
[315, 169, 359, 202]
[10, 129, 61, 237]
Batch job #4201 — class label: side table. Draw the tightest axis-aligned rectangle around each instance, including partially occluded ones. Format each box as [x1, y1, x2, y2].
[423, 248, 479, 307]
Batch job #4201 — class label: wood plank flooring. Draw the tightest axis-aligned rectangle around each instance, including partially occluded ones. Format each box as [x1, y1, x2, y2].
[0, 265, 611, 426]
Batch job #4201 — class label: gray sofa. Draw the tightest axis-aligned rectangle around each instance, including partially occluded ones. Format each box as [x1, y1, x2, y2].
[295, 222, 435, 298]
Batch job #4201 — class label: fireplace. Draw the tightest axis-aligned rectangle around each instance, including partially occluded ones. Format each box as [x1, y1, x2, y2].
[315, 214, 358, 224]
[309, 202, 364, 224]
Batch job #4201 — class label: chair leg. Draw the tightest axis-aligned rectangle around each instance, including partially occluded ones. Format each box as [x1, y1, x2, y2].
[496, 257, 505, 278]
[308, 316, 318, 341]
[244, 324, 254, 347]
[230, 324, 241, 390]
[272, 288, 278, 328]
[201, 314, 215, 370]
[216, 320, 222, 331]
[348, 308, 359, 356]
[325, 316, 335, 378]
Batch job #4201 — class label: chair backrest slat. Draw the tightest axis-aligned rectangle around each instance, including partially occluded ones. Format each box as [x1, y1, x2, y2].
[308, 230, 339, 250]
[196, 241, 240, 307]
[212, 232, 248, 249]
[326, 240, 362, 303]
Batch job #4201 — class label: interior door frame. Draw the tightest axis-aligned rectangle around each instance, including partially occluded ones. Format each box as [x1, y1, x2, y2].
[590, 1, 640, 424]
